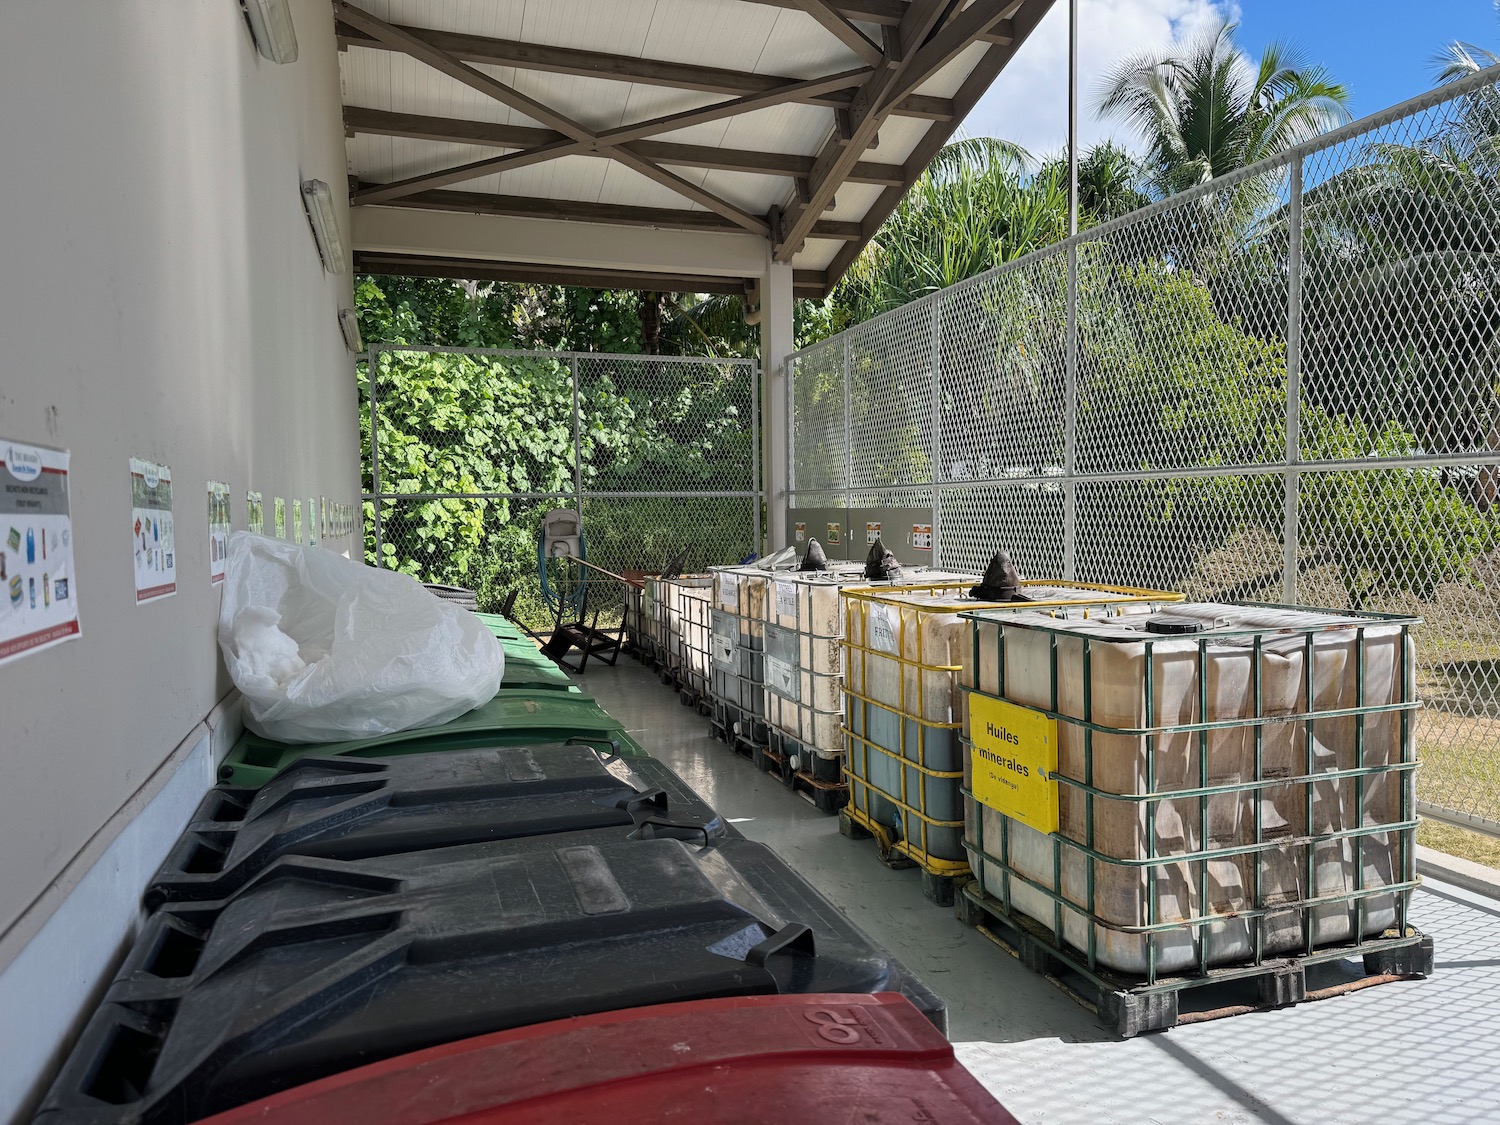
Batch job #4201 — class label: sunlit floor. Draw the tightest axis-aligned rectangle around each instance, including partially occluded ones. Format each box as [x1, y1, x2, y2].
[580, 656, 1500, 1125]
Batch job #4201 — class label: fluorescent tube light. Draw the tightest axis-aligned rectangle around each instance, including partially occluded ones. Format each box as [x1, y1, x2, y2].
[301, 179, 346, 275]
[338, 308, 363, 353]
[242, 0, 298, 64]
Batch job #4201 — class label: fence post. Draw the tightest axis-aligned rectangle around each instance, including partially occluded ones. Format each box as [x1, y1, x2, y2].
[1282, 156, 1305, 603]
[1063, 244, 1079, 581]
[930, 296, 943, 567]
[843, 335, 853, 519]
[570, 356, 583, 513]
[367, 344, 385, 569]
[753, 358, 763, 555]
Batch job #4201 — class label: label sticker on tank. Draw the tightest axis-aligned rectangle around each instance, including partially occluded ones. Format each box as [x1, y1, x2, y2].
[868, 603, 898, 654]
[775, 579, 796, 619]
[968, 694, 1059, 835]
[911, 523, 932, 551]
[766, 654, 797, 700]
[717, 572, 739, 609]
[866, 521, 881, 544]
[711, 633, 735, 667]
[794, 522, 806, 543]
[826, 522, 841, 545]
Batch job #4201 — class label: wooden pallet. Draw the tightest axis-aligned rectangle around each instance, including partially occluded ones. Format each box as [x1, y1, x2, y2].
[751, 744, 848, 814]
[954, 881, 1435, 1037]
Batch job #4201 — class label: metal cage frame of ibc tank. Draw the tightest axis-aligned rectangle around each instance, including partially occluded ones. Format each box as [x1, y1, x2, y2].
[662, 575, 715, 708]
[841, 580, 1181, 897]
[710, 566, 781, 748]
[956, 603, 1432, 1034]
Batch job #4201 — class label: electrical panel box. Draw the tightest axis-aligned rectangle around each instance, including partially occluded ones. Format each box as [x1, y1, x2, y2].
[541, 509, 583, 559]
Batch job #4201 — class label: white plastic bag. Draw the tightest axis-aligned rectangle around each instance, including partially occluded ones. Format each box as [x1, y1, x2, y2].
[218, 533, 504, 743]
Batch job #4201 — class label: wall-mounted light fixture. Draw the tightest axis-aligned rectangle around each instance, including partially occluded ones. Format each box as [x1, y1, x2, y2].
[242, 0, 298, 64]
[300, 179, 345, 274]
[338, 309, 363, 353]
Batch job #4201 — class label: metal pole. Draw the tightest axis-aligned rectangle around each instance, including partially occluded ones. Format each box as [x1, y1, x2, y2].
[843, 335, 853, 522]
[930, 296, 943, 567]
[752, 359, 763, 555]
[1062, 0, 1079, 581]
[571, 356, 583, 512]
[1281, 155, 1305, 603]
[366, 344, 385, 568]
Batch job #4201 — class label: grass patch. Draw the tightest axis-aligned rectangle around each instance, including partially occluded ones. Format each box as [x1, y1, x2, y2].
[1417, 820, 1500, 869]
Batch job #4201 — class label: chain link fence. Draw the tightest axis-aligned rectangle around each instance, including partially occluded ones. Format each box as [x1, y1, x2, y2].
[788, 67, 1500, 839]
[363, 345, 760, 631]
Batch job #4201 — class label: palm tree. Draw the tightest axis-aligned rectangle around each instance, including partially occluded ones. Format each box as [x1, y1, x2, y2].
[1095, 21, 1349, 199]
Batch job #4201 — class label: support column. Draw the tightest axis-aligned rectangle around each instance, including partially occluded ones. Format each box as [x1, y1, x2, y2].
[759, 253, 795, 551]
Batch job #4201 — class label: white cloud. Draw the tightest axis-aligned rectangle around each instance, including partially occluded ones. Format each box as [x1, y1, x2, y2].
[958, 0, 1240, 160]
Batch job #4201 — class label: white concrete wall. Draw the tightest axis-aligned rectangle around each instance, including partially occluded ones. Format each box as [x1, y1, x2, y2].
[0, 0, 356, 1026]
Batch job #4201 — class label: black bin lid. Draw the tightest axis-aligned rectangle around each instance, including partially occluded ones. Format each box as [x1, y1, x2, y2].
[144, 745, 728, 910]
[37, 836, 944, 1124]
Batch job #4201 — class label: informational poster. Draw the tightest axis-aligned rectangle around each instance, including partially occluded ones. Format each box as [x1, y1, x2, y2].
[307, 496, 317, 545]
[274, 497, 286, 539]
[0, 440, 80, 665]
[825, 522, 841, 545]
[208, 481, 230, 584]
[320, 496, 327, 540]
[247, 491, 264, 535]
[911, 523, 933, 551]
[866, 521, 881, 545]
[293, 498, 303, 544]
[131, 457, 176, 603]
[794, 522, 806, 543]
[968, 694, 1059, 835]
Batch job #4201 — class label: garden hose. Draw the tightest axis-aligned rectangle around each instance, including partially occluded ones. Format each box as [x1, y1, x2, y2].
[537, 529, 589, 615]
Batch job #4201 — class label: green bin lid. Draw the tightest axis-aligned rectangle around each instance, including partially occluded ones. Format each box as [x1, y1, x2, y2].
[221, 693, 642, 787]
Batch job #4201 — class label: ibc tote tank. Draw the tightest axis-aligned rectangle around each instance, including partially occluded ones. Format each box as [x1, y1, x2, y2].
[962, 603, 1419, 975]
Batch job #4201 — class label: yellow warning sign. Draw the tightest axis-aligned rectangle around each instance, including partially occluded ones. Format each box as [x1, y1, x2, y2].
[968, 694, 1059, 834]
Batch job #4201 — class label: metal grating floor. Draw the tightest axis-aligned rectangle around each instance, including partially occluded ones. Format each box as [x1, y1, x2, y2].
[582, 659, 1500, 1125]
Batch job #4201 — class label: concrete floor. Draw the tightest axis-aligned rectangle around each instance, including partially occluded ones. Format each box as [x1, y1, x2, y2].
[582, 657, 1500, 1125]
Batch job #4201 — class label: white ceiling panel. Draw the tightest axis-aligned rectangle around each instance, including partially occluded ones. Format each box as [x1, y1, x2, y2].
[868, 115, 929, 168]
[516, 0, 658, 57]
[699, 168, 794, 215]
[376, 0, 524, 39]
[791, 238, 844, 272]
[823, 181, 885, 223]
[754, 9, 866, 77]
[638, 0, 781, 73]
[914, 40, 991, 99]
[596, 160, 713, 212]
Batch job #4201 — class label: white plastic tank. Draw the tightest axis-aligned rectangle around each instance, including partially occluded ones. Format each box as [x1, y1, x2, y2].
[963, 603, 1417, 974]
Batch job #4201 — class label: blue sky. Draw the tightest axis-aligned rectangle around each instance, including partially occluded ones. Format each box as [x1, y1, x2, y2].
[963, 0, 1500, 159]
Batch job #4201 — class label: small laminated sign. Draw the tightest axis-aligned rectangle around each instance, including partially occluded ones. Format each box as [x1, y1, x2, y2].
[826, 522, 841, 545]
[795, 522, 806, 543]
[968, 694, 1059, 835]
[717, 572, 739, 610]
[775, 579, 796, 620]
[866, 521, 881, 544]
[911, 523, 932, 551]
[868, 603, 897, 654]
[766, 653, 797, 701]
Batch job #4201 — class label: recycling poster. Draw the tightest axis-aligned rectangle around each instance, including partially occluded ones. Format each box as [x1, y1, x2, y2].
[0, 439, 80, 665]
[131, 457, 176, 603]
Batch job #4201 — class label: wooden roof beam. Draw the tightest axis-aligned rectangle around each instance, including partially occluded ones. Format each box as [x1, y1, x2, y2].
[773, 0, 1010, 260]
[343, 107, 906, 188]
[737, 0, 1016, 43]
[353, 251, 827, 298]
[335, 20, 955, 119]
[336, 2, 771, 235]
[819, 0, 1053, 286]
[786, 0, 885, 67]
[360, 188, 863, 241]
